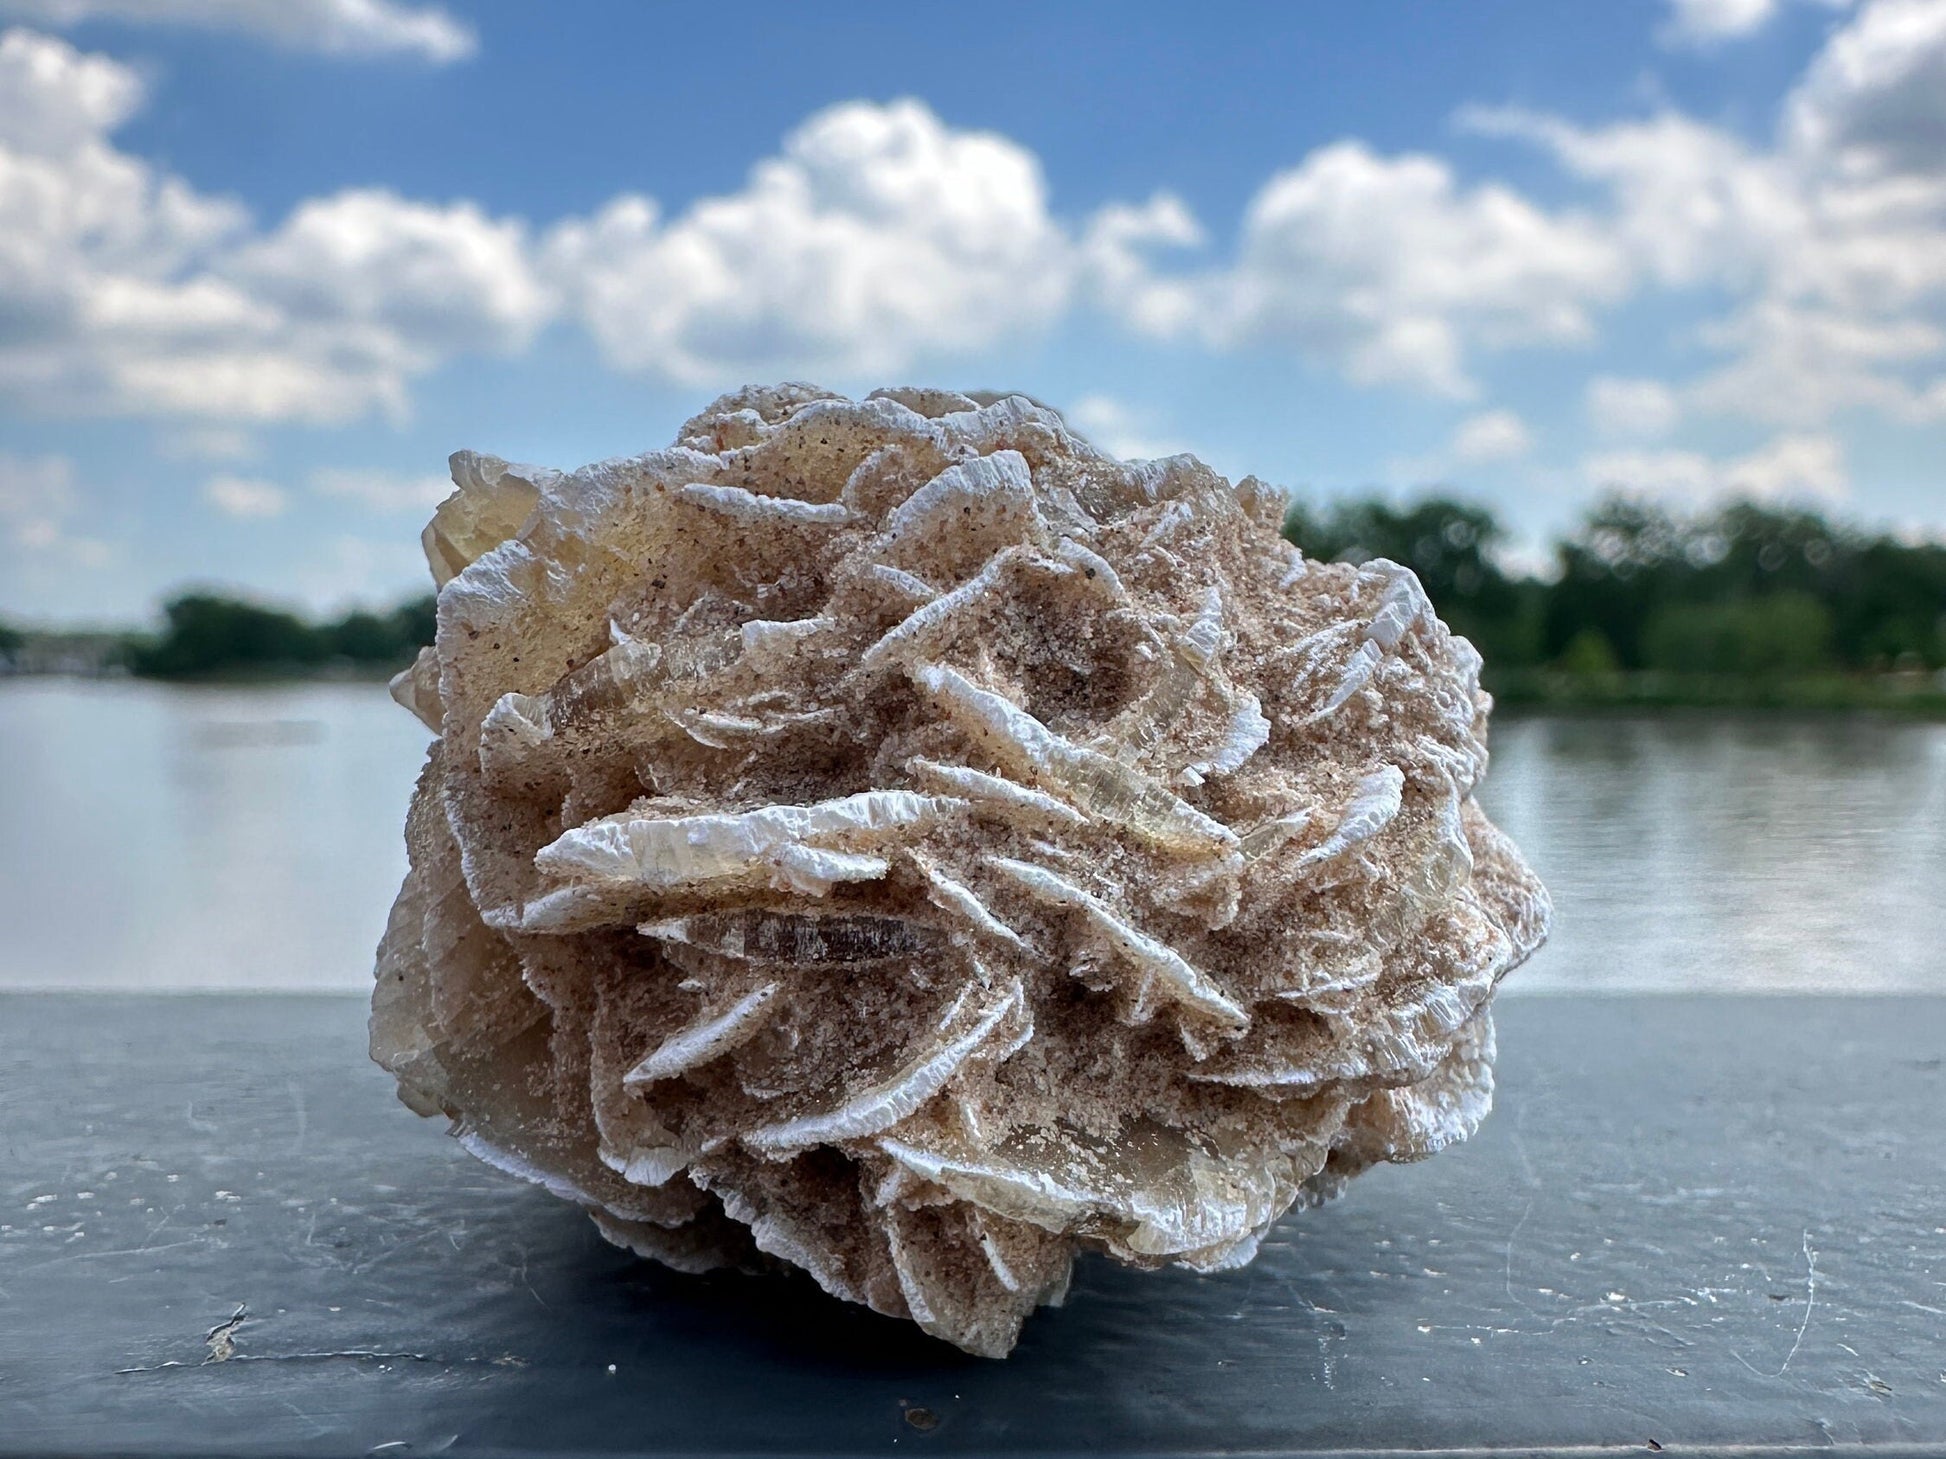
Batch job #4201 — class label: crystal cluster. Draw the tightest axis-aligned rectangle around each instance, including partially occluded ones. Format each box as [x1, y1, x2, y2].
[372, 384, 1550, 1357]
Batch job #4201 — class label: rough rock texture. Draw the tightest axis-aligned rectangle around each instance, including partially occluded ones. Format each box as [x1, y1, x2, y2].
[371, 384, 1551, 1358]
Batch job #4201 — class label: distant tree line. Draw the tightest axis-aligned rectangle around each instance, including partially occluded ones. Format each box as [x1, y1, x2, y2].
[1283, 494, 1946, 683]
[126, 593, 436, 679]
[3, 495, 1942, 692]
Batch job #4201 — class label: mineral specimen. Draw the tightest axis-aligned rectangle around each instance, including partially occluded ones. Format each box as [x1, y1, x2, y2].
[371, 384, 1551, 1357]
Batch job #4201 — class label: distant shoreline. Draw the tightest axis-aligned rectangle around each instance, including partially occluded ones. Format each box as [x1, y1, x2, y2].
[5, 490, 1941, 713]
[0, 663, 405, 686]
[7, 663, 1945, 720]
[1490, 669, 1946, 718]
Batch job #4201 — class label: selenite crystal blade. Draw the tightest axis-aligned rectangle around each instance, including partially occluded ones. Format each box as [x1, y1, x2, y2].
[371, 385, 1551, 1358]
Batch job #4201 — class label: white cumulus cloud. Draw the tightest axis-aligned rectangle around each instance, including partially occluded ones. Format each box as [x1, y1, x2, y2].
[1387, 406, 1536, 483]
[1102, 141, 1630, 399]
[1469, 0, 1946, 430]
[311, 465, 451, 513]
[1070, 3, 1946, 421]
[1689, 303, 1946, 424]
[1586, 377, 1683, 439]
[1728, 430, 1851, 497]
[0, 28, 547, 424]
[544, 99, 1074, 384]
[0, 12, 137, 148]
[1451, 409, 1535, 463]
[1658, 0, 1854, 48]
[0, 0, 475, 63]
[0, 448, 75, 546]
[1660, 0, 1786, 46]
[8, 0, 1946, 492]
[1065, 395, 1190, 462]
[1080, 192, 1205, 336]
[201, 473, 285, 517]
[227, 190, 548, 357]
[0, 448, 112, 567]
[1786, 0, 1946, 173]
[1584, 431, 1848, 502]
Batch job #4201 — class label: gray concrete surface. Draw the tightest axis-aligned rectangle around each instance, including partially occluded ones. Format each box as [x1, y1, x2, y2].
[2, 994, 1941, 1457]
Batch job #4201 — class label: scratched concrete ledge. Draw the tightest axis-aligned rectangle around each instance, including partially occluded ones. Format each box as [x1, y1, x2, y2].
[2, 993, 1942, 1458]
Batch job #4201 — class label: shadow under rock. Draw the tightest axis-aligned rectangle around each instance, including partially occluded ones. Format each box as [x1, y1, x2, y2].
[432, 1178, 1422, 1455]
[546, 1225, 985, 1379]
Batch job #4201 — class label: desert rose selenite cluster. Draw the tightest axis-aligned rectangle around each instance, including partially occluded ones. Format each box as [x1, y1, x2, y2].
[372, 384, 1550, 1357]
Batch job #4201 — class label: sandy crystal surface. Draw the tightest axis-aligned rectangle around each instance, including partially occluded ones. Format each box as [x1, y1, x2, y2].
[372, 384, 1551, 1357]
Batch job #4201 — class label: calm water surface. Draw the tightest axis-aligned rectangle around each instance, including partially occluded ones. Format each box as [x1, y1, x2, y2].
[2, 680, 1941, 992]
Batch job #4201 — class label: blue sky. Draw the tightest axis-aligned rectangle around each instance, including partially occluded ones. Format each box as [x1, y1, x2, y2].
[3, 0, 1944, 621]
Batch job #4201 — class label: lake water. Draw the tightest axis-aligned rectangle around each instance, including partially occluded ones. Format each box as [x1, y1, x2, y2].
[2, 679, 1941, 993]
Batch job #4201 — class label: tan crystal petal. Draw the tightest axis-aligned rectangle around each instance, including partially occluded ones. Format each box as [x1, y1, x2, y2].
[372, 383, 1550, 1358]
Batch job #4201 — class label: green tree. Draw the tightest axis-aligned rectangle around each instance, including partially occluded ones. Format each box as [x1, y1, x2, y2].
[1558, 626, 1621, 677]
[1543, 497, 1691, 668]
[324, 610, 400, 663]
[320, 596, 435, 664]
[1540, 496, 1922, 673]
[1642, 594, 1835, 677]
[385, 595, 437, 656]
[130, 594, 326, 678]
[1839, 537, 1946, 669]
[127, 590, 437, 678]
